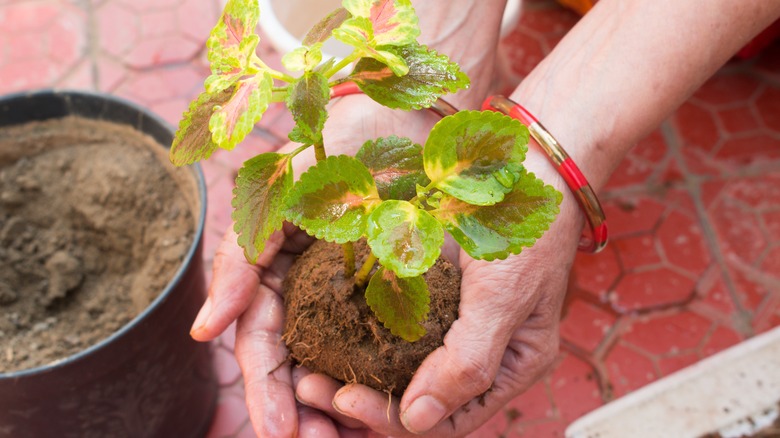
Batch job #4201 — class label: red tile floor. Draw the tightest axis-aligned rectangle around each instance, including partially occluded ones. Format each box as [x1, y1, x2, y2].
[2, 0, 779, 436]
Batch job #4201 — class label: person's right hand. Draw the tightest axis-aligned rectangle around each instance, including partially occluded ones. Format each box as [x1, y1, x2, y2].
[189, 95, 448, 437]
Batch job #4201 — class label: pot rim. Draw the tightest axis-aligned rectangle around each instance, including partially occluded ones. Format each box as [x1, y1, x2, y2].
[0, 89, 208, 379]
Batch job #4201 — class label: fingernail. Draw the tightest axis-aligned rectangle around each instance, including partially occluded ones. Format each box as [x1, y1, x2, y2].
[332, 387, 357, 419]
[401, 395, 447, 434]
[190, 297, 212, 337]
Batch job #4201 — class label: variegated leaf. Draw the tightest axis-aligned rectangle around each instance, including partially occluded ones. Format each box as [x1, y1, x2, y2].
[351, 42, 469, 111]
[209, 71, 274, 150]
[207, 0, 260, 78]
[286, 72, 330, 145]
[232, 153, 294, 263]
[284, 155, 381, 243]
[423, 110, 529, 206]
[341, 0, 419, 46]
[365, 267, 429, 342]
[431, 171, 562, 261]
[356, 136, 428, 200]
[366, 200, 443, 277]
[170, 89, 231, 166]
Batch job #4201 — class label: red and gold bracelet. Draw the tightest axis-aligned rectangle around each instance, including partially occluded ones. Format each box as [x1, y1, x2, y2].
[482, 95, 608, 253]
[330, 84, 608, 252]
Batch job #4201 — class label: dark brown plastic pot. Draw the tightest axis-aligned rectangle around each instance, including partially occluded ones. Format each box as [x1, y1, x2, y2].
[0, 90, 216, 437]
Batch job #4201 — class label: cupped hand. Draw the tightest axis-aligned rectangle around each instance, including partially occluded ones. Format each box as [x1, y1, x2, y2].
[190, 95, 444, 437]
[189, 92, 583, 436]
[295, 163, 584, 436]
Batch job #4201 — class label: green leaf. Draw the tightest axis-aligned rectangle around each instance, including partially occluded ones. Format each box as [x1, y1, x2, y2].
[351, 42, 469, 111]
[431, 171, 562, 261]
[285, 72, 330, 145]
[423, 110, 529, 206]
[232, 153, 293, 263]
[284, 155, 381, 243]
[333, 17, 409, 76]
[342, 0, 420, 47]
[281, 43, 324, 72]
[209, 71, 274, 150]
[356, 136, 429, 200]
[332, 17, 410, 76]
[366, 200, 443, 278]
[365, 267, 429, 342]
[303, 7, 351, 46]
[207, 0, 260, 85]
[170, 89, 231, 166]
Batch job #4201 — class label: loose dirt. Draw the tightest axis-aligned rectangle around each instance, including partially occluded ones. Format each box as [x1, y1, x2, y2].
[0, 117, 194, 373]
[283, 240, 461, 396]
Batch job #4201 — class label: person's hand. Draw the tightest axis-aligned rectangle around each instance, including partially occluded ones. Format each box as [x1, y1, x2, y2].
[292, 153, 584, 436]
[190, 95, 450, 437]
[192, 94, 584, 435]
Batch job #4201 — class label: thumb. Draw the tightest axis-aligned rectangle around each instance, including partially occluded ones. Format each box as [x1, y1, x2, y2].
[398, 260, 532, 434]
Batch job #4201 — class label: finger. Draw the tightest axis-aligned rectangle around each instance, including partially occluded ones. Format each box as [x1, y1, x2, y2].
[235, 283, 298, 438]
[191, 226, 289, 341]
[294, 370, 366, 429]
[260, 223, 315, 293]
[332, 384, 411, 437]
[398, 259, 537, 435]
[297, 404, 341, 438]
[445, 326, 563, 434]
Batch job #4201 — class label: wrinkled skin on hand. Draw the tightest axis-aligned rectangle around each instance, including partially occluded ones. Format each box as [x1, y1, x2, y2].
[189, 96, 582, 437]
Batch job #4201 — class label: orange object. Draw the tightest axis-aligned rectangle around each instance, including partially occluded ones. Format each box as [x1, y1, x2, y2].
[556, 0, 596, 16]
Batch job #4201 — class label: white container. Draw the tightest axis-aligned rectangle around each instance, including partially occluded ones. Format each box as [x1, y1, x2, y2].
[565, 325, 780, 438]
[258, 0, 522, 60]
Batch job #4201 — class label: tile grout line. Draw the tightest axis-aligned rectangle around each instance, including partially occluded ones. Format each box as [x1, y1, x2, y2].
[659, 119, 755, 337]
[84, 0, 100, 91]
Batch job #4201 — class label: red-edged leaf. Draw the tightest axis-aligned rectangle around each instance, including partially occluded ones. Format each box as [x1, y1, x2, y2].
[232, 153, 293, 263]
[303, 7, 351, 46]
[170, 89, 231, 166]
[209, 72, 273, 150]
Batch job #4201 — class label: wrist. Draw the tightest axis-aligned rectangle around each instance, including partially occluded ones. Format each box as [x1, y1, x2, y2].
[508, 80, 620, 193]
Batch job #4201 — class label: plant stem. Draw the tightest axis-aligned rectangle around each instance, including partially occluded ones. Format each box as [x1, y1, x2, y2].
[252, 55, 296, 83]
[408, 181, 439, 206]
[313, 141, 327, 162]
[354, 253, 378, 288]
[343, 243, 356, 278]
[323, 52, 360, 79]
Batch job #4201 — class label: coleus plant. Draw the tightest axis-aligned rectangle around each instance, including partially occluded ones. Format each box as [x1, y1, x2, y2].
[170, 0, 561, 342]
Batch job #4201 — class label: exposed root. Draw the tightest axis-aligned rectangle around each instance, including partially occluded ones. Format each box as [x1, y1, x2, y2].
[281, 310, 310, 345]
[385, 390, 393, 423]
[347, 363, 357, 384]
[369, 374, 383, 384]
[362, 320, 383, 344]
[298, 355, 316, 367]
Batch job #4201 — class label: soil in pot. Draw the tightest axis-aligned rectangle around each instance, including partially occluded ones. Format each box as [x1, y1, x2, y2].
[283, 240, 461, 396]
[0, 117, 194, 373]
